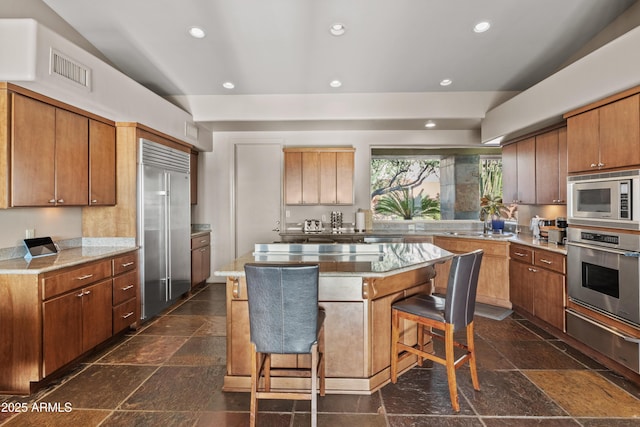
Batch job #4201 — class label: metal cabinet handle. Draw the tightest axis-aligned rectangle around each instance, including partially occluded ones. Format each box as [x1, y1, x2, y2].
[514, 252, 526, 257]
[200, 239, 207, 243]
[48, 199, 56, 204]
[76, 292, 84, 297]
[83, 290, 91, 295]
[121, 284, 134, 291]
[76, 274, 94, 281]
[200, 248, 206, 252]
[122, 311, 134, 319]
[590, 163, 597, 168]
[539, 259, 552, 264]
[598, 162, 605, 167]
[57, 199, 65, 203]
[121, 262, 135, 267]
[91, 199, 98, 204]
[528, 267, 538, 273]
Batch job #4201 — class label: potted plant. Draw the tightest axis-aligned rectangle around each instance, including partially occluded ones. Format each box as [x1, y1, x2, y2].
[480, 194, 509, 231]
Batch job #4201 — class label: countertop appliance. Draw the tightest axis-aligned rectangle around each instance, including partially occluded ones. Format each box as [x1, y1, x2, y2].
[138, 139, 191, 320]
[566, 227, 640, 373]
[530, 217, 554, 240]
[303, 219, 323, 233]
[568, 169, 640, 230]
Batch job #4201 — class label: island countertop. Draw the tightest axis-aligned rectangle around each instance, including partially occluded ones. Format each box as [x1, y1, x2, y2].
[214, 242, 454, 278]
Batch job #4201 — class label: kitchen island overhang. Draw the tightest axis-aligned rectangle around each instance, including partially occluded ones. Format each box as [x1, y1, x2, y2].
[214, 242, 453, 394]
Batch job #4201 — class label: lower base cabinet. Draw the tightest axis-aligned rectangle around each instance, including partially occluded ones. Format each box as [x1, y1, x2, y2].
[191, 233, 211, 288]
[509, 244, 566, 331]
[0, 249, 138, 394]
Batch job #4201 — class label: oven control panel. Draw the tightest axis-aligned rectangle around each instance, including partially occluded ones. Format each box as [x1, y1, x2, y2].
[580, 232, 619, 245]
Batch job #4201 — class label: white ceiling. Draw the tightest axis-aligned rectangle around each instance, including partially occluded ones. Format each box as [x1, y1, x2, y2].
[40, 0, 638, 133]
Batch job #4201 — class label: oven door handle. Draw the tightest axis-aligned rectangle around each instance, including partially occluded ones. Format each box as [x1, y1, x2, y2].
[568, 310, 640, 343]
[566, 241, 640, 257]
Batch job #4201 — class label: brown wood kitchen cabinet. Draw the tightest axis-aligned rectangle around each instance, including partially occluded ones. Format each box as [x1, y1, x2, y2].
[432, 236, 511, 308]
[535, 126, 567, 204]
[509, 243, 566, 331]
[0, 85, 117, 208]
[565, 91, 640, 173]
[89, 119, 117, 206]
[283, 147, 355, 205]
[0, 249, 138, 394]
[501, 137, 535, 204]
[191, 232, 211, 288]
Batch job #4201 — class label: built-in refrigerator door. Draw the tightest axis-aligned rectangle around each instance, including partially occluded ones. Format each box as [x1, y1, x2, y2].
[168, 170, 191, 299]
[141, 164, 169, 319]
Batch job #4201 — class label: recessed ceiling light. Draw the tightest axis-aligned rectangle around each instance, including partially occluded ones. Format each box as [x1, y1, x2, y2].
[474, 21, 491, 33]
[222, 81, 235, 89]
[440, 79, 453, 86]
[425, 120, 436, 128]
[330, 23, 346, 36]
[329, 80, 342, 88]
[188, 26, 206, 39]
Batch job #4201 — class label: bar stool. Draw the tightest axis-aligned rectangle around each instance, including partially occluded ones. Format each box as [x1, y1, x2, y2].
[390, 249, 483, 412]
[244, 263, 326, 427]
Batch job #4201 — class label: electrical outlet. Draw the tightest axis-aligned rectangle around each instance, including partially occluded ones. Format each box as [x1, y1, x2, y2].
[321, 214, 327, 222]
[286, 210, 291, 218]
[25, 229, 35, 239]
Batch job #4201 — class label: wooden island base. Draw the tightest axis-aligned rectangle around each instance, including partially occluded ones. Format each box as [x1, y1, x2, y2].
[223, 265, 437, 394]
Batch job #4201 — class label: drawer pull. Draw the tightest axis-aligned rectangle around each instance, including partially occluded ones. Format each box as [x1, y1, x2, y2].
[121, 262, 135, 267]
[121, 284, 135, 291]
[200, 239, 207, 243]
[77, 274, 94, 281]
[200, 248, 206, 252]
[514, 252, 527, 257]
[83, 290, 91, 295]
[539, 259, 552, 264]
[121, 311, 134, 319]
[77, 292, 84, 297]
[528, 267, 538, 273]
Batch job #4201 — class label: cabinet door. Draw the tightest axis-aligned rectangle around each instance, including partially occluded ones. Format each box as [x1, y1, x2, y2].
[501, 143, 517, 204]
[301, 151, 320, 204]
[535, 130, 560, 204]
[55, 108, 89, 206]
[11, 94, 56, 206]
[190, 151, 198, 205]
[284, 151, 302, 205]
[336, 151, 354, 204]
[509, 261, 534, 314]
[319, 151, 337, 204]
[567, 109, 600, 173]
[533, 269, 566, 331]
[89, 120, 116, 206]
[82, 279, 113, 351]
[558, 127, 567, 204]
[516, 137, 536, 204]
[43, 291, 83, 376]
[599, 94, 640, 170]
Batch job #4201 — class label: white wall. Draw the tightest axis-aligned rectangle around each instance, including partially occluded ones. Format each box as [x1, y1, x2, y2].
[193, 128, 482, 282]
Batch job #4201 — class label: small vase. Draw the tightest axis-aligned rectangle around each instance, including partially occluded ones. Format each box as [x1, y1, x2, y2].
[491, 215, 505, 232]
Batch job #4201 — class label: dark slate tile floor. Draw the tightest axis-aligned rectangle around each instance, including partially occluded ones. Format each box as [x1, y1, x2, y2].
[2, 283, 639, 426]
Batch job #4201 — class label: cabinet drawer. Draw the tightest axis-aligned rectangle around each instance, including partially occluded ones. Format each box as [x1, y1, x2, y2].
[113, 298, 137, 334]
[510, 245, 533, 264]
[191, 234, 210, 250]
[42, 260, 111, 300]
[434, 237, 509, 256]
[534, 249, 565, 274]
[113, 270, 137, 305]
[113, 252, 137, 276]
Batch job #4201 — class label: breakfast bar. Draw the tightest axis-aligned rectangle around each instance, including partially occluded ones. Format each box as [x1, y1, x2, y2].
[214, 242, 453, 394]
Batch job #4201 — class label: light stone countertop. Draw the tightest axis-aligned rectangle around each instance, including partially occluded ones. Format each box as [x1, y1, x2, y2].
[0, 246, 138, 275]
[215, 242, 454, 278]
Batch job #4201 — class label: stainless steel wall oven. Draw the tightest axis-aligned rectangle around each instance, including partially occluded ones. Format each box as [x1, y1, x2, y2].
[566, 227, 640, 373]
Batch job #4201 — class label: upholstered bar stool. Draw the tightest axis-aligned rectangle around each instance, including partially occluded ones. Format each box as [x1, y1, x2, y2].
[244, 263, 326, 427]
[390, 249, 483, 412]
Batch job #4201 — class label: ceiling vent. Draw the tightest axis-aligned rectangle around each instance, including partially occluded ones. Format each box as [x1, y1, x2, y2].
[49, 48, 91, 91]
[185, 122, 199, 140]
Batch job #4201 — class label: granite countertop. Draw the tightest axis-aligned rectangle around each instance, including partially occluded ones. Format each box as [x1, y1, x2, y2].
[0, 246, 138, 275]
[215, 242, 454, 278]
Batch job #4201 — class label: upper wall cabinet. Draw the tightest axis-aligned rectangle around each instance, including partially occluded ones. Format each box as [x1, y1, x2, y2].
[283, 147, 355, 205]
[0, 85, 116, 209]
[502, 125, 567, 205]
[565, 91, 640, 173]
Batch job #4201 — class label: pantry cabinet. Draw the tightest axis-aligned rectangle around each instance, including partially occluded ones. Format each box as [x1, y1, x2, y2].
[565, 93, 640, 173]
[283, 147, 355, 205]
[509, 244, 566, 331]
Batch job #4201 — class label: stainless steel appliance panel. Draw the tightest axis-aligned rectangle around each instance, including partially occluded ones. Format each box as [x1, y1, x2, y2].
[567, 310, 640, 374]
[167, 170, 191, 299]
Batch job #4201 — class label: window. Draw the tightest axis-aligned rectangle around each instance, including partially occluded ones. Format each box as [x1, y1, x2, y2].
[371, 148, 502, 221]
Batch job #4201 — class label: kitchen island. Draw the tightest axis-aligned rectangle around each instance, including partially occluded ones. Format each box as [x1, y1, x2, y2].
[214, 242, 453, 394]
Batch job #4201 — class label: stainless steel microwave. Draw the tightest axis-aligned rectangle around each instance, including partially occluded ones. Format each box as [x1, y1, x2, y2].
[568, 170, 640, 230]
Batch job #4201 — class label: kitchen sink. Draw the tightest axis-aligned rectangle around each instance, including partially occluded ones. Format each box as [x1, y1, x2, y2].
[443, 231, 514, 240]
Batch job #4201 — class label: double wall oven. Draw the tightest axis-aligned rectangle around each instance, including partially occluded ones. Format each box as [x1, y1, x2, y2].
[566, 170, 640, 374]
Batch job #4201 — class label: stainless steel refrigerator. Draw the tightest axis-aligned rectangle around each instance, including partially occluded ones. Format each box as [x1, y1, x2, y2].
[137, 138, 191, 320]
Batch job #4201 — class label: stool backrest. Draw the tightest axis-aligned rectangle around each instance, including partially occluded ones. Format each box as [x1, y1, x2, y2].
[244, 263, 319, 354]
[444, 250, 483, 331]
